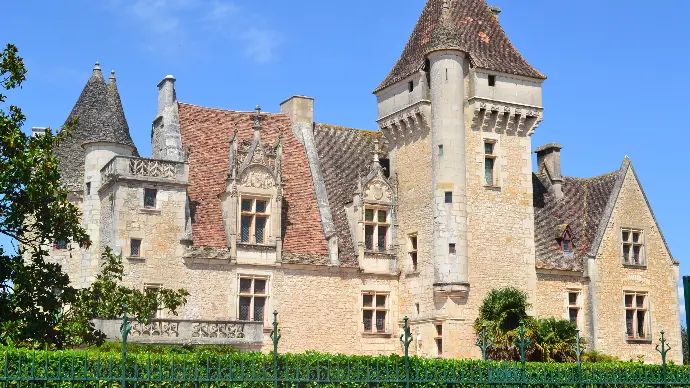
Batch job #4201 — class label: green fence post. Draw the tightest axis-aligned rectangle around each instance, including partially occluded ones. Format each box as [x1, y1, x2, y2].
[474, 323, 492, 361]
[513, 320, 530, 387]
[683, 276, 690, 363]
[270, 310, 281, 388]
[656, 330, 671, 388]
[120, 301, 132, 388]
[399, 316, 412, 388]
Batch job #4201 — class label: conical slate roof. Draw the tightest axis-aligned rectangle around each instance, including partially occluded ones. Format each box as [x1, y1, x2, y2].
[374, 0, 545, 93]
[55, 63, 137, 189]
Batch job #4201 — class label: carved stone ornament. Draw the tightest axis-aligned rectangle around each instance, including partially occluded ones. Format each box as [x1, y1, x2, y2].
[364, 178, 392, 203]
[240, 165, 275, 189]
[191, 322, 245, 338]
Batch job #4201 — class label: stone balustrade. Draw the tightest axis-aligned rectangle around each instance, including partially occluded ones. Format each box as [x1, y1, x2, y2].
[100, 156, 188, 187]
[92, 318, 263, 349]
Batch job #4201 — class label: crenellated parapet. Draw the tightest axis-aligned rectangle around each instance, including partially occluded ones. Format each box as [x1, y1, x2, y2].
[469, 98, 543, 136]
[377, 101, 431, 146]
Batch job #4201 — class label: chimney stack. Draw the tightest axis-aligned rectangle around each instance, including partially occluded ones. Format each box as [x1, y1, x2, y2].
[489, 5, 501, 21]
[535, 143, 564, 199]
[152, 75, 184, 162]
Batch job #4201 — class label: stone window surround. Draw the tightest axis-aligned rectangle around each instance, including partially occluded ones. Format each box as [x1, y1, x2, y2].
[139, 184, 162, 214]
[566, 287, 582, 329]
[619, 226, 647, 268]
[239, 195, 271, 245]
[408, 233, 418, 273]
[623, 288, 651, 343]
[361, 290, 390, 335]
[363, 205, 391, 253]
[481, 134, 501, 189]
[144, 283, 163, 318]
[234, 271, 272, 325]
[434, 323, 443, 357]
[126, 231, 145, 260]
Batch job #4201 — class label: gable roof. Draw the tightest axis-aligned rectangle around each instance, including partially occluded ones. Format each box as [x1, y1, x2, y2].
[533, 170, 620, 271]
[56, 64, 137, 189]
[313, 124, 389, 266]
[178, 103, 330, 261]
[374, 0, 545, 93]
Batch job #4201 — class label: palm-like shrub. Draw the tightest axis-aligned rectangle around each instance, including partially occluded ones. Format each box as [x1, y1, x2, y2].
[531, 317, 578, 362]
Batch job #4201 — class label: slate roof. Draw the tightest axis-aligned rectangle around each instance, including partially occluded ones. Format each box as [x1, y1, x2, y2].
[374, 0, 545, 93]
[533, 170, 621, 272]
[55, 64, 137, 189]
[313, 124, 388, 266]
[178, 103, 330, 260]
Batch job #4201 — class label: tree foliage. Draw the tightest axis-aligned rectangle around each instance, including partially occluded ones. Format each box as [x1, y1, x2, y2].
[0, 43, 188, 349]
[474, 287, 579, 362]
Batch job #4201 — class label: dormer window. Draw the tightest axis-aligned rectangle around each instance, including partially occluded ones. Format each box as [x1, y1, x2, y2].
[240, 197, 270, 244]
[364, 207, 389, 252]
[562, 234, 572, 253]
[556, 226, 574, 255]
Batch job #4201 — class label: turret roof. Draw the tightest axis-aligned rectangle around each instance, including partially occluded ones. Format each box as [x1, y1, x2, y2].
[55, 63, 137, 189]
[374, 0, 545, 93]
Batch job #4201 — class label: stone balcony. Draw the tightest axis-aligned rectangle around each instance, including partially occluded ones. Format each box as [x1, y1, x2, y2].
[92, 318, 263, 350]
[100, 156, 188, 189]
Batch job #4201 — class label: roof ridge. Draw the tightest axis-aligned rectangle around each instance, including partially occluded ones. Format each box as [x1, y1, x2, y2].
[179, 102, 288, 116]
[316, 123, 380, 135]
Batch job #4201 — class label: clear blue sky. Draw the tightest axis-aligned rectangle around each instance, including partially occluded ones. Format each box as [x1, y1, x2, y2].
[3, 1, 690, 323]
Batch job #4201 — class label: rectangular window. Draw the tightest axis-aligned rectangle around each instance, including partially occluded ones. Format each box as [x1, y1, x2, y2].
[409, 234, 418, 271]
[239, 197, 270, 244]
[364, 207, 389, 253]
[238, 277, 268, 322]
[144, 188, 157, 209]
[86, 182, 91, 196]
[130, 239, 141, 257]
[621, 228, 645, 265]
[55, 239, 68, 250]
[568, 291, 580, 326]
[435, 324, 443, 356]
[449, 243, 456, 254]
[144, 283, 163, 318]
[362, 292, 388, 333]
[484, 141, 496, 186]
[408, 81, 414, 93]
[624, 291, 648, 340]
[444, 191, 452, 203]
[488, 74, 496, 87]
[438, 145, 444, 157]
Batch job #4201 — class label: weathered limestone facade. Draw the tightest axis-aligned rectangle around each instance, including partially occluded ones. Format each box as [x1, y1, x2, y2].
[47, 0, 680, 363]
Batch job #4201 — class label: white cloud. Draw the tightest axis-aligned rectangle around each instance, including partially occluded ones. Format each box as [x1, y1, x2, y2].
[107, 0, 280, 63]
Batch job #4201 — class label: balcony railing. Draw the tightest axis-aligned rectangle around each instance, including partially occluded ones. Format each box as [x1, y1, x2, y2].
[100, 156, 188, 186]
[91, 318, 263, 347]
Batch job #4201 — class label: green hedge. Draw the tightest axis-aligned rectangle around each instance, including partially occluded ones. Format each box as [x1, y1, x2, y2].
[1, 347, 689, 387]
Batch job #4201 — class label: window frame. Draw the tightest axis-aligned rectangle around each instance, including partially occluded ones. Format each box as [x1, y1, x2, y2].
[85, 182, 91, 196]
[239, 196, 271, 245]
[624, 291, 650, 341]
[408, 234, 418, 272]
[143, 188, 157, 209]
[237, 276, 269, 323]
[621, 227, 646, 267]
[361, 291, 389, 334]
[130, 238, 142, 258]
[434, 323, 443, 357]
[144, 283, 163, 318]
[483, 140, 498, 187]
[363, 206, 390, 253]
[567, 290, 581, 328]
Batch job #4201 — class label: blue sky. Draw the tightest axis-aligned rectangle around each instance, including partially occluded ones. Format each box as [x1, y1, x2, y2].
[3, 1, 690, 324]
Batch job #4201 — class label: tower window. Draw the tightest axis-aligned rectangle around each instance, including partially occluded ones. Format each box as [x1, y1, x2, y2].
[484, 141, 496, 186]
[409, 234, 418, 271]
[408, 81, 414, 93]
[435, 324, 443, 356]
[415, 303, 420, 315]
[144, 188, 157, 209]
[488, 75, 496, 87]
[438, 145, 444, 157]
[444, 191, 452, 203]
[380, 158, 390, 178]
[85, 182, 91, 196]
[130, 238, 142, 258]
[449, 243, 456, 254]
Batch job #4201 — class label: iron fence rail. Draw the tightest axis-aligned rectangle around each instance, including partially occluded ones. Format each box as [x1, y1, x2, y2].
[1, 308, 689, 387]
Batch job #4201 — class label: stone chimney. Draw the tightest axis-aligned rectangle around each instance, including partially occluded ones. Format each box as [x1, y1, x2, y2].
[152, 75, 184, 162]
[489, 5, 501, 21]
[535, 143, 564, 199]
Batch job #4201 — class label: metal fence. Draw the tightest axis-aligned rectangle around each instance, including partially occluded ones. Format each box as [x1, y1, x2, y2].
[1, 306, 689, 387]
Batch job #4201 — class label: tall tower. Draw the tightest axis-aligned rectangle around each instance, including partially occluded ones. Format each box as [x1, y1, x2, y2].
[375, 0, 545, 358]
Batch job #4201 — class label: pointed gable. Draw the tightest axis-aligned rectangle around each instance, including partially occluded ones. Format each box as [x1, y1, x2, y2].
[55, 63, 137, 190]
[374, 0, 545, 93]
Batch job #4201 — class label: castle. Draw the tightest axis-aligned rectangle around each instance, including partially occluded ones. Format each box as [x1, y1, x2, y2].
[45, 0, 681, 362]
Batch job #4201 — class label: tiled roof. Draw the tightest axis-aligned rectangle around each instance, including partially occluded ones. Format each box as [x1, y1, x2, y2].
[178, 103, 329, 259]
[56, 65, 137, 189]
[533, 171, 621, 272]
[374, 0, 545, 93]
[313, 124, 388, 266]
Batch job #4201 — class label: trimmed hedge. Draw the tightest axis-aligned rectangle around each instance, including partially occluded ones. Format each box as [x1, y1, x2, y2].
[1, 347, 689, 387]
